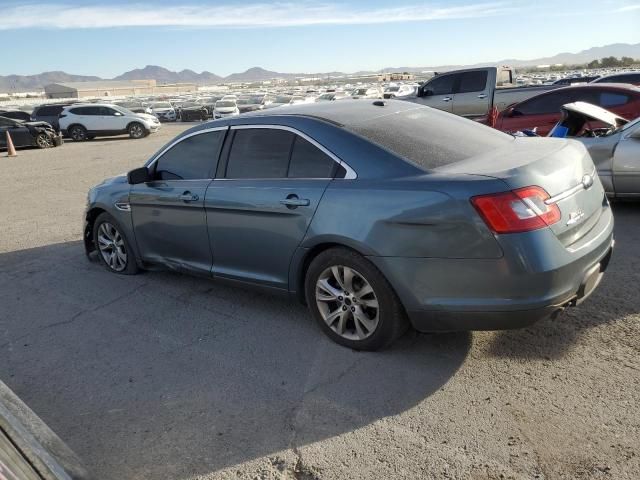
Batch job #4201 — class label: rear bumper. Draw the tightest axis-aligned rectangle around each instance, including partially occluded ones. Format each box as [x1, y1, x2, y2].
[370, 205, 614, 332]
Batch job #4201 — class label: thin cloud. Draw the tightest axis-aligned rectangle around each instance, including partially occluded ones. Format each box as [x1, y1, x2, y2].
[615, 3, 640, 11]
[1, 2, 513, 30]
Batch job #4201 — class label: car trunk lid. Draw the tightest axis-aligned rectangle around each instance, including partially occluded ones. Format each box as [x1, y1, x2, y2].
[436, 137, 606, 246]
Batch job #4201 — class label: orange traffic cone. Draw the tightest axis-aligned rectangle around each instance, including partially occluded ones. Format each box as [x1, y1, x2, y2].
[6, 131, 16, 157]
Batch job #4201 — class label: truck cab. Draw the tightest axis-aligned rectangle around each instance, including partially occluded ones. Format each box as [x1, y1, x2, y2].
[412, 66, 515, 118]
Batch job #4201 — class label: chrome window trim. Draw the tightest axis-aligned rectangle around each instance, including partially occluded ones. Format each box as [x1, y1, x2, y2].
[229, 124, 357, 180]
[145, 126, 229, 170]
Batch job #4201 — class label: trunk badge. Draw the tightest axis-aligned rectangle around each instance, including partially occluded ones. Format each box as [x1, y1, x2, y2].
[582, 174, 594, 189]
[567, 210, 585, 225]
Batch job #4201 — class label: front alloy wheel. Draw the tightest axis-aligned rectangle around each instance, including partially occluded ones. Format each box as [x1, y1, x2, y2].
[316, 266, 379, 341]
[128, 123, 145, 139]
[35, 133, 53, 148]
[96, 222, 128, 272]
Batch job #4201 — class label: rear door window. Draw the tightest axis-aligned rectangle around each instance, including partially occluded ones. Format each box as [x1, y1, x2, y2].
[288, 136, 336, 178]
[599, 91, 630, 107]
[516, 89, 597, 115]
[457, 71, 488, 93]
[226, 128, 294, 179]
[155, 130, 225, 180]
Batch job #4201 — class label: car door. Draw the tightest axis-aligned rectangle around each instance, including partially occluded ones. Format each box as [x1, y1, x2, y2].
[205, 126, 341, 289]
[452, 70, 490, 117]
[129, 127, 226, 274]
[612, 122, 640, 195]
[70, 106, 96, 131]
[98, 106, 127, 132]
[418, 73, 458, 112]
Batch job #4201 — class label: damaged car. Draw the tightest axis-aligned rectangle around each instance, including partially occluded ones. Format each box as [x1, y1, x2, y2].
[547, 102, 640, 198]
[0, 116, 62, 149]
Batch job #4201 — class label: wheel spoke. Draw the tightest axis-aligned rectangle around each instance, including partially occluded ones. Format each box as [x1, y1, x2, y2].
[331, 266, 345, 290]
[324, 307, 343, 326]
[354, 309, 377, 333]
[316, 278, 341, 301]
[343, 267, 355, 294]
[356, 283, 374, 298]
[360, 297, 379, 309]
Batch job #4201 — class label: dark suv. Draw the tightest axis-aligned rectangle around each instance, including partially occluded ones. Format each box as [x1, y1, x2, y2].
[31, 103, 74, 131]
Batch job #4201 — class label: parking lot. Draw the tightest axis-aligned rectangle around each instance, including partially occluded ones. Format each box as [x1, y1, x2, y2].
[0, 127, 639, 479]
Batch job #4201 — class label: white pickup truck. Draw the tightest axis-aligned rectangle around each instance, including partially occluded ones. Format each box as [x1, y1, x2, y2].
[405, 66, 560, 118]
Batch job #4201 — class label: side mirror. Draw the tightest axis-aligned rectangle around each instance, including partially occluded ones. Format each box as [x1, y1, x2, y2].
[127, 166, 152, 184]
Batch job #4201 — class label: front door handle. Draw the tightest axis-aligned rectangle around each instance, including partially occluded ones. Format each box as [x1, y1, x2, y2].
[280, 194, 310, 209]
[179, 192, 199, 202]
[441, 97, 452, 102]
[477, 94, 488, 99]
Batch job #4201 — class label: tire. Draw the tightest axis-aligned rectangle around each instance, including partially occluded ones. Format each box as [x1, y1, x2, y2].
[68, 125, 87, 141]
[128, 122, 146, 139]
[304, 247, 409, 351]
[35, 133, 53, 149]
[93, 212, 139, 275]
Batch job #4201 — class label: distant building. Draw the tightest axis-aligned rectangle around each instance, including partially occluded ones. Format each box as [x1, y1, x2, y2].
[377, 72, 415, 82]
[44, 79, 197, 99]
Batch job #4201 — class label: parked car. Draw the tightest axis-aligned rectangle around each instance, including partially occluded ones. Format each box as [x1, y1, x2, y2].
[179, 102, 209, 121]
[315, 92, 350, 101]
[84, 100, 613, 351]
[237, 95, 268, 113]
[0, 109, 32, 122]
[494, 84, 640, 136]
[351, 86, 383, 99]
[196, 96, 221, 117]
[408, 66, 559, 117]
[591, 72, 640, 86]
[59, 103, 160, 141]
[383, 85, 416, 99]
[213, 100, 239, 118]
[0, 116, 61, 149]
[31, 103, 74, 131]
[544, 102, 640, 198]
[149, 101, 177, 122]
[115, 101, 153, 115]
[553, 76, 600, 85]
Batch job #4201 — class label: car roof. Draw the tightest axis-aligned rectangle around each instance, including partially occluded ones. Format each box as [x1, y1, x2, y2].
[558, 83, 640, 91]
[242, 99, 422, 127]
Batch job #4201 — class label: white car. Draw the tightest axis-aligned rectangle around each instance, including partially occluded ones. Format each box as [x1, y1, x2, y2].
[149, 102, 177, 122]
[214, 100, 239, 118]
[383, 85, 417, 99]
[59, 103, 161, 141]
[351, 86, 383, 99]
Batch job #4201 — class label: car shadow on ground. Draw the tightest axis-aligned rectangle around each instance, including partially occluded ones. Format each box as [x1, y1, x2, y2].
[0, 241, 471, 479]
[487, 201, 640, 360]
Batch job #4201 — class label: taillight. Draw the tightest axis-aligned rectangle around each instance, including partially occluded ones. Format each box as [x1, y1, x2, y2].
[471, 186, 560, 234]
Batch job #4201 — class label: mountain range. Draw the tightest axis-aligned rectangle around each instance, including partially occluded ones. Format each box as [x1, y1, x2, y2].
[1, 42, 639, 93]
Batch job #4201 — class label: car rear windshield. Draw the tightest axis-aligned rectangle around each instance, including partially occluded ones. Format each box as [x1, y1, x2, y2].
[347, 107, 513, 170]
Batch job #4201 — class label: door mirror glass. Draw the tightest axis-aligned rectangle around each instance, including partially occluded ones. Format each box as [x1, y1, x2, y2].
[127, 167, 152, 184]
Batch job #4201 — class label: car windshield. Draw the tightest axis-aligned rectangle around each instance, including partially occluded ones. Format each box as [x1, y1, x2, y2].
[151, 102, 172, 108]
[182, 102, 198, 108]
[386, 86, 400, 92]
[236, 99, 251, 105]
[216, 101, 236, 108]
[353, 89, 368, 95]
[274, 96, 291, 103]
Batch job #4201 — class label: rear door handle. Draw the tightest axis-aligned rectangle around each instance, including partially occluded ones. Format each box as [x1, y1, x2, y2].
[280, 195, 310, 208]
[179, 192, 199, 202]
[442, 97, 452, 102]
[477, 94, 488, 99]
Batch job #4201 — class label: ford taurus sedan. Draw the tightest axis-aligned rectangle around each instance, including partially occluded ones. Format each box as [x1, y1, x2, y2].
[84, 100, 614, 350]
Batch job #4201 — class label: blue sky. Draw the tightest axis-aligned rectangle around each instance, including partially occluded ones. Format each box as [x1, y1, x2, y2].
[1, 0, 639, 77]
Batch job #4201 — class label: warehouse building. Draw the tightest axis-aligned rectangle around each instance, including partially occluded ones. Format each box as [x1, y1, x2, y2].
[44, 79, 197, 99]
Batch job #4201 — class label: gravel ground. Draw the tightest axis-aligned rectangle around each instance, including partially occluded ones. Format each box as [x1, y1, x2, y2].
[0, 125, 638, 480]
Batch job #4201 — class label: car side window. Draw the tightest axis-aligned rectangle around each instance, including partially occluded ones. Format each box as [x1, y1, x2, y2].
[427, 74, 457, 95]
[457, 71, 488, 93]
[100, 107, 118, 116]
[226, 128, 294, 179]
[288, 136, 337, 178]
[0, 118, 14, 127]
[155, 130, 225, 180]
[516, 90, 593, 115]
[599, 92, 630, 107]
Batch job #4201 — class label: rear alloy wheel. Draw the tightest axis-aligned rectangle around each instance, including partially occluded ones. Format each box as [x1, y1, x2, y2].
[128, 122, 146, 139]
[305, 248, 408, 351]
[35, 133, 53, 148]
[69, 125, 87, 141]
[93, 213, 139, 275]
